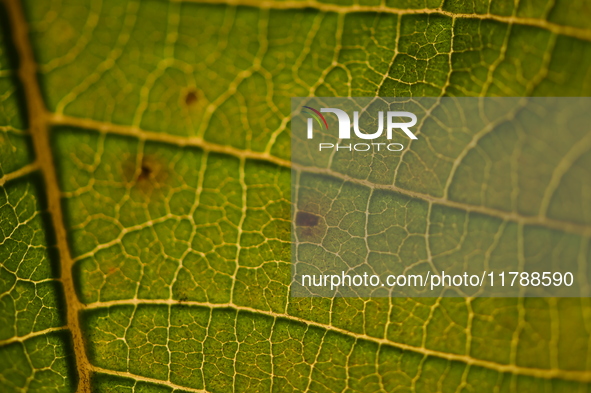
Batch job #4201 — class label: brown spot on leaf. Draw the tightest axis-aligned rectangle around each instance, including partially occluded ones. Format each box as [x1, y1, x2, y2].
[296, 211, 320, 227]
[184, 90, 198, 106]
[137, 162, 153, 181]
[122, 153, 170, 197]
[295, 194, 328, 241]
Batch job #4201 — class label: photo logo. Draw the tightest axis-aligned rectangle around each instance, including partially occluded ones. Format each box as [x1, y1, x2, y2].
[304, 107, 418, 140]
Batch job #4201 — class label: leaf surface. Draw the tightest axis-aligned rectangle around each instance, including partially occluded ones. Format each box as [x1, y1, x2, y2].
[1, 0, 591, 392]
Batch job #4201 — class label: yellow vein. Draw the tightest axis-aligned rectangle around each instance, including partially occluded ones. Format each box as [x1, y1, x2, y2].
[172, 0, 591, 43]
[295, 164, 591, 237]
[4, 1, 92, 392]
[0, 326, 68, 347]
[539, 130, 591, 218]
[0, 162, 39, 187]
[48, 113, 591, 237]
[49, 113, 292, 168]
[85, 298, 591, 383]
[92, 367, 210, 393]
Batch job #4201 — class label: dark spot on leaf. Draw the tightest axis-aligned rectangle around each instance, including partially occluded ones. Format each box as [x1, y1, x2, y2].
[184, 90, 198, 106]
[121, 153, 170, 198]
[296, 211, 319, 227]
[138, 162, 152, 181]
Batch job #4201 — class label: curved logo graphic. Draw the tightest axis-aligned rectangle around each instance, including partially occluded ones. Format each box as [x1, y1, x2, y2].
[302, 106, 328, 137]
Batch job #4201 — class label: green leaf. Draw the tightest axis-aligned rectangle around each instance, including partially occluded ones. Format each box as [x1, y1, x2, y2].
[1, 0, 591, 392]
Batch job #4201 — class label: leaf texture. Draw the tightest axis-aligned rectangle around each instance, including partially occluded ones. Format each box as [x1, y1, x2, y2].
[1, 0, 591, 392]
